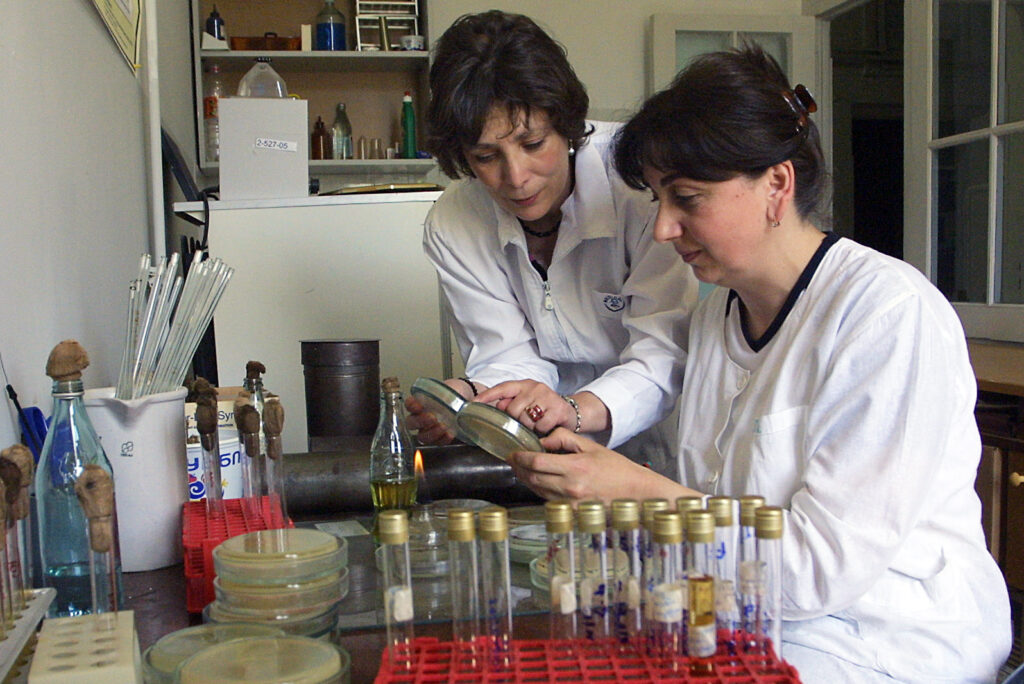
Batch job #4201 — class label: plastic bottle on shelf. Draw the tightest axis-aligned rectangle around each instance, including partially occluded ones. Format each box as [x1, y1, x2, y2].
[401, 91, 417, 159]
[237, 57, 287, 98]
[311, 116, 332, 160]
[203, 64, 228, 162]
[331, 103, 353, 160]
[314, 0, 346, 51]
[205, 5, 226, 40]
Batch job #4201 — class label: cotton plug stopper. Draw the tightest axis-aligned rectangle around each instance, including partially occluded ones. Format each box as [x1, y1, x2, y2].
[74, 465, 115, 553]
[45, 339, 89, 381]
[0, 444, 33, 520]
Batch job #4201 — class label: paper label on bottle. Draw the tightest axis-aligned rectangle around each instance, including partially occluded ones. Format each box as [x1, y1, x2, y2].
[388, 585, 414, 622]
[625, 576, 641, 610]
[652, 582, 683, 623]
[552, 575, 577, 614]
[253, 137, 298, 153]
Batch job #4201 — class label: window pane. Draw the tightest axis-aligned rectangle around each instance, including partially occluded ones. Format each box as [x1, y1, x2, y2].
[1000, 134, 1024, 302]
[740, 33, 789, 75]
[675, 31, 731, 73]
[936, 141, 989, 302]
[1003, 0, 1024, 124]
[936, 0, 991, 137]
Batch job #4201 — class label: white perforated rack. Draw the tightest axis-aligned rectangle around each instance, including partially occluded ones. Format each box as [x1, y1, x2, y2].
[0, 588, 56, 683]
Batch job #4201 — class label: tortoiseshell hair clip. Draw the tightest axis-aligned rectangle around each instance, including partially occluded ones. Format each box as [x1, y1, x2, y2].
[782, 84, 817, 136]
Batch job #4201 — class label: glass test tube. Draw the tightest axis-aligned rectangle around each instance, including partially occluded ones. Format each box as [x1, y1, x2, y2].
[233, 397, 264, 522]
[478, 507, 513, 669]
[640, 498, 670, 642]
[195, 399, 225, 520]
[576, 500, 609, 641]
[447, 509, 481, 670]
[648, 511, 685, 661]
[685, 510, 715, 658]
[610, 499, 643, 653]
[738, 495, 764, 651]
[544, 500, 578, 641]
[262, 396, 287, 530]
[687, 575, 716, 676]
[708, 496, 740, 656]
[752, 506, 784, 667]
[378, 510, 415, 671]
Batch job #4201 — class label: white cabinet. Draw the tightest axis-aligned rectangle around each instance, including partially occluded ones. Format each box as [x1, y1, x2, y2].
[191, 0, 433, 177]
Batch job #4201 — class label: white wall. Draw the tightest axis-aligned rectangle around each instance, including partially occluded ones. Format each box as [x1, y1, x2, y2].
[0, 3, 150, 448]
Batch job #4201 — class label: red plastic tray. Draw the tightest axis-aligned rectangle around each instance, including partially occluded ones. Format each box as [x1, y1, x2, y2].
[374, 637, 801, 683]
[181, 497, 294, 613]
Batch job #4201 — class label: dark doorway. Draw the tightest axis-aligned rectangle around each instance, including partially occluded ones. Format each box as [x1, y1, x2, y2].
[852, 117, 903, 258]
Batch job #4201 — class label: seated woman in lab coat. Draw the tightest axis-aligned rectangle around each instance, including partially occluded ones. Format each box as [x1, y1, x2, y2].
[507, 44, 1011, 682]
[408, 10, 698, 474]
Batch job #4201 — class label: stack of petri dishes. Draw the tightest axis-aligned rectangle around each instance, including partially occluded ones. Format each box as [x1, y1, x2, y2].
[143, 624, 286, 684]
[205, 528, 349, 640]
[176, 634, 351, 684]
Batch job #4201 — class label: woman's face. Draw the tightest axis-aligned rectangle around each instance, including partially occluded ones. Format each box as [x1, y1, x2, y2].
[464, 106, 572, 224]
[644, 166, 772, 288]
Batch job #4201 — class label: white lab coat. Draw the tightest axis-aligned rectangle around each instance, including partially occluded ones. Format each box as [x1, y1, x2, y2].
[424, 121, 697, 451]
[676, 237, 1010, 682]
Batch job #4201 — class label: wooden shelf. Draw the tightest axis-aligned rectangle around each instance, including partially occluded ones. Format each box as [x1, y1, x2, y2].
[200, 49, 429, 74]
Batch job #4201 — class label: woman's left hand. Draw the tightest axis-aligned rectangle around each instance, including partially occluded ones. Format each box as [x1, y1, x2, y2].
[507, 428, 693, 504]
[476, 379, 573, 435]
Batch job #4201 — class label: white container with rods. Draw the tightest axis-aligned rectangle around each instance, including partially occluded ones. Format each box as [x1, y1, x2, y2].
[84, 386, 188, 572]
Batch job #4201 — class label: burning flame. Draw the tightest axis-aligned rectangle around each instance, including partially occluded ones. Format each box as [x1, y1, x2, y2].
[414, 449, 424, 479]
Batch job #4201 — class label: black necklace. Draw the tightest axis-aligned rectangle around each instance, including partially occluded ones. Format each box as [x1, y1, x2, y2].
[520, 218, 561, 238]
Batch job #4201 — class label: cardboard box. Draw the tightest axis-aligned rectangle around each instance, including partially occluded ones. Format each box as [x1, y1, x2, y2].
[218, 98, 309, 201]
[184, 385, 243, 440]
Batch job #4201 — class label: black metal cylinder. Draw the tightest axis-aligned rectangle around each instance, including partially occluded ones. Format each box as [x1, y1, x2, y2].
[282, 436, 542, 516]
[301, 339, 380, 451]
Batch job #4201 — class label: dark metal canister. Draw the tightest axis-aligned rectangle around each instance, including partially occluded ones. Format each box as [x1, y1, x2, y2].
[301, 339, 380, 451]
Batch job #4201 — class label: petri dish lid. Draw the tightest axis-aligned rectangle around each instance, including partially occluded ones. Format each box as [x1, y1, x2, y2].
[214, 567, 349, 615]
[410, 377, 466, 440]
[144, 624, 285, 684]
[177, 635, 348, 684]
[214, 529, 346, 584]
[205, 601, 340, 638]
[456, 402, 543, 461]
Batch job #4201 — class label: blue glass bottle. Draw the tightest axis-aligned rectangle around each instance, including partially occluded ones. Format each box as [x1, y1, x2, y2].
[315, 0, 346, 51]
[35, 378, 124, 617]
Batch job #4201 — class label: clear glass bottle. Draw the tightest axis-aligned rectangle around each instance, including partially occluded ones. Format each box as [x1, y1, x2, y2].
[478, 507, 513, 669]
[331, 103, 353, 160]
[576, 500, 609, 641]
[684, 509, 716, 664]
[545, 500, 577, 642]
[708, 496, 740, 657]
[35, 378, 124, 617]
[610, 498, 642, 653]
[640, 498, 670, 640]
[738, 495, 765, 652]
[203, 64, 228, 162]
[648, 511, 684, 661]
[237, 57, 287, 98]
[378, 509, 414, 671]
[314, 0, 346, 51]
[447, 509, 480, 671]
[239, 363, 268, 521]
[370, 377, 417, 532]
[751, 506, 784, 666]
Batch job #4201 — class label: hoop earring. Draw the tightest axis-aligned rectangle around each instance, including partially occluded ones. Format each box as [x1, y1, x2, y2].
[769, 219, 780, 228]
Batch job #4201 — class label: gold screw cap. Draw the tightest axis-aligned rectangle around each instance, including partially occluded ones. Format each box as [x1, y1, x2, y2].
[577, 500, 606, 533]
[641, 498, 670, 529]
[545, 500, 574, 534]
[685, 510, 714, 543]
[479, 506, 509, 542]
[377, 510, 409, 544]
[755, 506, 784, 539]
[739, 495, 765, 527]
[651, 510, 683, 544]
[675, 496, 703, 513]
[707, 496, 734, 526]
[447, 509, 476, 542]
[611, 499, 639, 530]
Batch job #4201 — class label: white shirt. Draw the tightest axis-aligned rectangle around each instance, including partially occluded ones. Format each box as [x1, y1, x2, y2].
[424, 121, 697, 448]
[676, 236, 1010, 682]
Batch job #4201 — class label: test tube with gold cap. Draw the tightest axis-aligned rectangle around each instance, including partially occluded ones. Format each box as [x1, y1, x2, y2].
[544, 500, 577, 641]
[576, 500, 609, 641]
[447, 509, 481, 671]
[478, 506, 513, 669]
[378, 510, 414, 670]
[738, 495, 766, 652]
[610, 498, 642, 653]
[640, 498, 670, 638]
[707, 496, 740, 657]
[752, 506, 784, 662]
[648, 510, 684, 660]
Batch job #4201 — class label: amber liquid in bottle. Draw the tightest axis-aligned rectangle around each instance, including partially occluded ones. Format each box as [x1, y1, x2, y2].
[370, 477, 417, 511]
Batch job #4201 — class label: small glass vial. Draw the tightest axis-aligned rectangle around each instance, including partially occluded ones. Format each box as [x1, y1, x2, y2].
[544, 500, 577, 641]
[447, 509, 481, 671]
[478, 507, 513, 669]
[685, 510, 715, 657]
[610, 499, 642, 653]
[675, 496, 703, 514]
[640, 498, 670, 635]
[378, 510, 415, 671]
[738, 495, 765, 652]
[687, 575, 716, 676]
[576, 500, 609, 641]
[708, 496, 740, 656]
[648, 511, 684, 661]
[752, 506, 784, 665]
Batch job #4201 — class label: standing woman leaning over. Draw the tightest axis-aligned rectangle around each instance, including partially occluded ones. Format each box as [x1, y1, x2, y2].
[507, 44, 1011, 682]
[409, 11, 697, 474]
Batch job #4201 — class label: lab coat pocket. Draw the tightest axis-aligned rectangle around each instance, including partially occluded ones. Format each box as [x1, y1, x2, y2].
[592, 290, 627, 319]
[748, 406, 806, 503]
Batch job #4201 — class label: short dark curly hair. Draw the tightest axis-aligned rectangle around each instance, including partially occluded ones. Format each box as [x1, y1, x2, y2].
[426, 10, 591, 179]
[613, 43, 830, 227]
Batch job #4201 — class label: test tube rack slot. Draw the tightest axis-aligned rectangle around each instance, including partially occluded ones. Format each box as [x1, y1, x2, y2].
[373, 636, 802, 683]
[27, 610, 141, 684]
[181, 497, 294, 613]
[0, 588, 56, 683]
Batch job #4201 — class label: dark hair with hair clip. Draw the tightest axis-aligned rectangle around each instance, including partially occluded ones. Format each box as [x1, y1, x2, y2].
[425, 10, 592, 179]
[613, 43, 830, 227]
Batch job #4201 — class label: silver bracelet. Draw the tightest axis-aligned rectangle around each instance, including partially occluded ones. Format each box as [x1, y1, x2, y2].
[561, 395, 582, 433]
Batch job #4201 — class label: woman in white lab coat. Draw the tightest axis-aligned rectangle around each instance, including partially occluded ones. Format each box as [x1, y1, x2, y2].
[410, 11, 697, 472]
[507, 44, 1011, 681]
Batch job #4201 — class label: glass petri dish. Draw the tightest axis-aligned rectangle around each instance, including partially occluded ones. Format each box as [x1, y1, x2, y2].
[176, 635, 349, 684]
[456, 402, 543, 461]
[509, 523, 548, 564]
[143, 623, 286, 684]
[529, 546, 629, 593]
[429, 498, 492, 518]
[205, 601, 340, 640]
[410, 377, 466, 441]
[213, 529, 347, 585]
[214, 567, 349, 615]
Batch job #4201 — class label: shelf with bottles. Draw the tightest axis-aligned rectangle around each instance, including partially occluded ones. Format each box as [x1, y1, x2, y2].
[200, 49, 428, 74]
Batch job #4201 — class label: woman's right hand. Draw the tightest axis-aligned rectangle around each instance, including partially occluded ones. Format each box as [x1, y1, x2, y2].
[405, 394, 456, 446]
